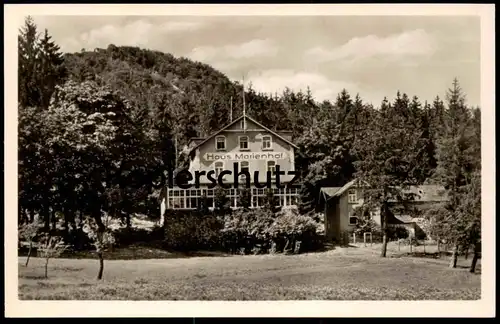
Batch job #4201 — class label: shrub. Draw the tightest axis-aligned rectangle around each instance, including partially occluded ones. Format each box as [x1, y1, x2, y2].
[214, 186, 231, 216]
[387, 226, 410, 240]
[82, 217, 117, 280]
[18, 219, 43, 266]
[113, 225, 164, 247]
[266, 207, 322, 253]
[162, 208, 324, 254]
[221, 208, 275, 254]
[221, 207, 324, 254]
[37, 234, 69, 278]
[238, 188, 252, 211]
[164, 210, 223, 251]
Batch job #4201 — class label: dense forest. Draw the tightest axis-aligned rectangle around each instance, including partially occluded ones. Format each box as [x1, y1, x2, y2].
[18, 17, 481, 271]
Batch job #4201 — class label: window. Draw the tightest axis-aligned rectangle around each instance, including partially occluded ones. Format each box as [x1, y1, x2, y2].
[240, 161, 249, 173]
[214, 162, 224, 178]
[348, 189, 357, 203]
[349, 214, 358, 225]
[267, 160, 276, 177]
[215, 136, 226, 151]
[186, 190, 199, 209]
[239, 136, 249, 150]
[168, 189, 186, 209]
[262, 135, 272, 150]
[287, 187, 299, 206]
[239, 161, 250, 183]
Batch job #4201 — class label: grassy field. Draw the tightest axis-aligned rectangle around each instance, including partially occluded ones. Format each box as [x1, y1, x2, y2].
[18, 243, 480, 300]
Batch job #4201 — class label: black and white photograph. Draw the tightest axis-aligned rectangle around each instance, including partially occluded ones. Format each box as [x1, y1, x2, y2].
[4, 3, 495, 318]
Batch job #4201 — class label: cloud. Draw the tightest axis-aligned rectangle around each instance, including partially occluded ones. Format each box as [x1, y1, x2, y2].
[159, 21, 205, 32]
[58, 19, 206, 52]
[306, 29, 437, 65]
[188, 39, 279, 63]
[245, 69, 358, 102]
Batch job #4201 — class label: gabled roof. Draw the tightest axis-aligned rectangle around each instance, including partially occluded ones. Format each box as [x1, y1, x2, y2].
[398, 184, 449, 203]
[320, 179, 370, 202]
[320, 179, 448, 203]
[320, 187, 342, 197]
[392, 215, 415, 224]
[188, 114, 298, 155]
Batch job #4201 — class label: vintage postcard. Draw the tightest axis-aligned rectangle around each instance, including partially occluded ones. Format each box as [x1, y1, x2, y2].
[4, 3, 495, 318]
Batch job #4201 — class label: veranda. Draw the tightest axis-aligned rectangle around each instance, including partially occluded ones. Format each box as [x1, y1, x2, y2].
[166, 187, 300, 210]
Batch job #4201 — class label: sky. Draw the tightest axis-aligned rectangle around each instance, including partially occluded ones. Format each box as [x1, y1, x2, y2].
[32, 15, 481, 107]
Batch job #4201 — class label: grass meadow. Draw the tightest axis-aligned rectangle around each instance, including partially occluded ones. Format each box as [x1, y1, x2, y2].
[18, 242, 480, 300]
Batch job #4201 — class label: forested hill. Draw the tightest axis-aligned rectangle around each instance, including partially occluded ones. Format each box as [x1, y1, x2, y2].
[62, 44, 309, 146]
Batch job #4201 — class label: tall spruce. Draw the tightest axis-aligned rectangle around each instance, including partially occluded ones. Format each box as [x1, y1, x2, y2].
[38, 29, 66, 109]
[18, 16, 40, 108]
[433, 78, 477, 268]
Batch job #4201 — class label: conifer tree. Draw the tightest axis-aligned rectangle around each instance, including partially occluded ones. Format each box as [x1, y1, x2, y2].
[18, 16, 41, 108]
[433, 78, 477, 268]
[38, 28, 66, 109]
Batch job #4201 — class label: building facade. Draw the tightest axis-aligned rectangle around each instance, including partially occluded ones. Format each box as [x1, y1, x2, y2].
[163, 114, 300, 211]
[319, 180, 449, 242]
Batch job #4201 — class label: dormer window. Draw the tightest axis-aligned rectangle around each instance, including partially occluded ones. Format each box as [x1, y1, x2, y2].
[215, 136, 226, 151]
[262, 135, 272, 150]
[239, 136, 249, 150]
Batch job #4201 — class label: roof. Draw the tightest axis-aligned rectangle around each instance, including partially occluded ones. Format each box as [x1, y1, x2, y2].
[319, 180, 448, 203]
[392, 215, 415, 224]
[398, 185, 449, 202]
[188, 137, 205, 142]
[319, 179, 369, 201]
[187, 114, 298, 155]
[321, 187, 342, 197]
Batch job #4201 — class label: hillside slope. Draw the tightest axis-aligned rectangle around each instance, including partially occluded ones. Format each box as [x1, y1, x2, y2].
[62, 45, 287, 146]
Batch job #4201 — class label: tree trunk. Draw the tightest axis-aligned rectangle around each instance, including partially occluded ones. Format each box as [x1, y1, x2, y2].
[51, 208, 56, 231]
[42, 204, 50, 231]
[464, 245, 469, 260]
[283, 238, 290, 253]
[44, 258, 49, 278]
[19, 207, 25, 225]
[29, 209, 35, 223]
[97, 251, 104, 280]
[381, 232, 387, 257]
[125, 212, 131, 229]
[62, 206, 69, 237]
[380, 204, 388, 258]
[25, 241, 32, 266]
[437, 237, 440, 253]
[67, 208, 76, 232]
[449, 244, 458, 268]
[469, 243, 480, 273]
[79, 210, 84, 229]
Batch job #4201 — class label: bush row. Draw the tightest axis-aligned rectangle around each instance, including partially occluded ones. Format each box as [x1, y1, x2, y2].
[19, 209, 325, 255]
[163, 208, 325, 254]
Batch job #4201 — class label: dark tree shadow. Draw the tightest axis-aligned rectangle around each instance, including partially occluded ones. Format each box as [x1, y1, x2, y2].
[21, 275, 47, 280]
